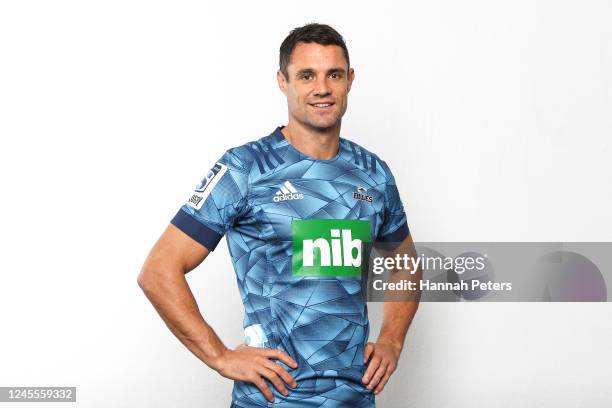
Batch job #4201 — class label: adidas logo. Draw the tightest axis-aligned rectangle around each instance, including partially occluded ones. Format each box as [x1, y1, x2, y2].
[273, 181, 304, 202]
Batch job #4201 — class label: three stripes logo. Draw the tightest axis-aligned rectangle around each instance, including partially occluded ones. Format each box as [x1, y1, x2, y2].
[273, 181, 304, 202]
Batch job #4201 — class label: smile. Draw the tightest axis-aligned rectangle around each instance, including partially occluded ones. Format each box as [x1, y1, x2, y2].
[309, 102, 335, 108]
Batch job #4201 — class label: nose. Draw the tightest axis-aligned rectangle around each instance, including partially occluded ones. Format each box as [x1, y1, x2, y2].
[313, 76, 331, 97]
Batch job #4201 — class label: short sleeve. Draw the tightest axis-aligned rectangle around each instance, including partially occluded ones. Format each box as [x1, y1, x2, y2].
[376, 160, 410, 243]
[171, 149, 250, 251]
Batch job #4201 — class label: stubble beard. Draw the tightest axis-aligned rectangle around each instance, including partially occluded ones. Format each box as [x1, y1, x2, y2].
[298, 106, 345, 134]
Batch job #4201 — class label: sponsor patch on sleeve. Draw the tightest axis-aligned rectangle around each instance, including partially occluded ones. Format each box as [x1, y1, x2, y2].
[186, 162, 227, 210]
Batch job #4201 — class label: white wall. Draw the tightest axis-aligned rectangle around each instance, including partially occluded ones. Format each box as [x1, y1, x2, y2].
[0, 1, 610, 407]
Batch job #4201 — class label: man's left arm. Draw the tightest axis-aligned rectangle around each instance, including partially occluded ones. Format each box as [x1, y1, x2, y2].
[362, 232, 422, 394]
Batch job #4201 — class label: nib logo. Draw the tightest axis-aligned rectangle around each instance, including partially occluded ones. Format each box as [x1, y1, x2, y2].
[292, 219, 372, 277]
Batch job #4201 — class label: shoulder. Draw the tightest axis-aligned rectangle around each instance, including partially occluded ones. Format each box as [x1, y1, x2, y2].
[221, 128, 288, 175]
[340, 137, 395, 181]
[217, 133, 272, 169]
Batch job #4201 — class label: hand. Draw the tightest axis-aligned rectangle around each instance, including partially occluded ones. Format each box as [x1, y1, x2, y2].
[214, 343, 298, 402]
[361, 340, 402, 395]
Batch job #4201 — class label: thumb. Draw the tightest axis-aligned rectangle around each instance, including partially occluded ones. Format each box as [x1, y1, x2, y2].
[363, 342, 375, 363]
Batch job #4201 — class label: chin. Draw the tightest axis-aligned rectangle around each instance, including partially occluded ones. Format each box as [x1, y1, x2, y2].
[307, 117, 341, 132]
[309, 123, 338, 133]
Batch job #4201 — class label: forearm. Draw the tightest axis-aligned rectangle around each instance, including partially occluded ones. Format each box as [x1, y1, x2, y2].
[138, 268, 227, 370]
[377, 300, 419, 353]
[376, 234, 421, 353]
[377, 265, 421, 352]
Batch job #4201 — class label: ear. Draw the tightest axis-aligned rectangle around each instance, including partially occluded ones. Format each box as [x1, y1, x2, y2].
[277, 70, 288, 95]
[347, 67, 355, 93]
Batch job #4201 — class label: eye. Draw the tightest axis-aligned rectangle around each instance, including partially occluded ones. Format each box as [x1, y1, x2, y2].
[300, 73, 313, 81]
[330, 72, 343, 79]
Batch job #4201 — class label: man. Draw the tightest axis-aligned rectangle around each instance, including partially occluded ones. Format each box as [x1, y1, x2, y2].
[138, 23, 420, 407]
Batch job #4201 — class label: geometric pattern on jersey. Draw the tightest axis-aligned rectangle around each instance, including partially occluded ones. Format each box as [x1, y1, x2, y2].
[171, 126, 409, 408]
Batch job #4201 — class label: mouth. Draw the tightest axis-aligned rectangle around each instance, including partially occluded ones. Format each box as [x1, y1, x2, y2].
[308, 102, 335, 110]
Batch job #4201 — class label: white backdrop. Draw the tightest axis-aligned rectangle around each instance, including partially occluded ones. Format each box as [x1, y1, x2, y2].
[1, 1, 611, 407]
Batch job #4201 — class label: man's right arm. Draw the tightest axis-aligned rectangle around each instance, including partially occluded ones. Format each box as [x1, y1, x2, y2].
[137, 224, 298, 403]
[137, 223, 227, 369]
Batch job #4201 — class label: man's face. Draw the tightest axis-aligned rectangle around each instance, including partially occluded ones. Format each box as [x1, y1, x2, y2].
[278, 42, 354, 132]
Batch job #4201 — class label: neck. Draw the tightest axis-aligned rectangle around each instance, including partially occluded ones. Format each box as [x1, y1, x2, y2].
[281, 119, 341, 160]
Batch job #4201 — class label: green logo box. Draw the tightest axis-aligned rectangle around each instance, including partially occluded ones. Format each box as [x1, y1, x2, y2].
[292, 219, 372, 277]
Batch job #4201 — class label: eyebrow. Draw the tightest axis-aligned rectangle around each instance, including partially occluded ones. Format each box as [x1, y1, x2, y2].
[295, 67, 347, 76]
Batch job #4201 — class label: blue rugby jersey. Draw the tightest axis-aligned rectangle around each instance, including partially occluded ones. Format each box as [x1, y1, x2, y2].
[171, 126, 409, 408]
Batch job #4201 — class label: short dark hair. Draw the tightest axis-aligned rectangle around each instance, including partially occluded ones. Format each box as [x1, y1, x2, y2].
[279, 23, 350, 80]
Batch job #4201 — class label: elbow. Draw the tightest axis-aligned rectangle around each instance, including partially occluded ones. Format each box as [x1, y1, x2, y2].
[138, 250, 186, 293]
[137, 264, 157, 293]
[138, 260, 181, 293]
